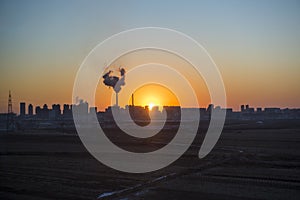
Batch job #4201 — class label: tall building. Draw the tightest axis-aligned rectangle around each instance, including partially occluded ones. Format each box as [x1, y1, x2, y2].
[48, 104, 61, 120]
[163, 106, 181, 121]
[89, 107, 97, 114]
[7, 90, 14, 131]
[63, 104, 72, 118]
[20, 102, 25, 116]
[73, 100, 88, 115]
[207, 104, 214, 112]
[28, 104, 33, 115]
[241, 105, 245, 112]
[63, 104, 70, 115]
[36, 104, 49, 119]
[246, 104, 249, 110]
[35, 106, 41, 116]
[52, 104, 61, 116]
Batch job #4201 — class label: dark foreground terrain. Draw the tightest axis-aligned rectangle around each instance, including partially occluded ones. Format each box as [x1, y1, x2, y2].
[1, 120, 300, 200]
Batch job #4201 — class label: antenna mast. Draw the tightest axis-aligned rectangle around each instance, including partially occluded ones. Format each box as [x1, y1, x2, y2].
[6, 90, 14, 132]
[8, 90, 12, 114]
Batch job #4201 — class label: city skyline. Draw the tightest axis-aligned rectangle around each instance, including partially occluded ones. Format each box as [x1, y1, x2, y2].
[8, 98, 300, 115]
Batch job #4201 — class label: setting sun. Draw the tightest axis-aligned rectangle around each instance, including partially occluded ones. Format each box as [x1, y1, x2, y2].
[127, 83, 180, 109]
[148, 103, 155, 110]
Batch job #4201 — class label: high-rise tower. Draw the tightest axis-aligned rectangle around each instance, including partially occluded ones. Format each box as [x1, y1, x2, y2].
[8, 90, 12, 114]
[7, 90, 14, 131]
[20, 102, 26, 116]
[28, 104, 33, 115]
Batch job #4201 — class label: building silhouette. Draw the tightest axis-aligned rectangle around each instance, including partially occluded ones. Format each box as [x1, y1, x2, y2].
[28, 104, 33, 115]
[36, 104, 50, 119]
[241, 105, 245, 112]
[20, 102, 25, 116]
[72, 100, 88, 115]
[2, 98, 300, 133]
[6, 90, 14, 131]
[63, 104, 72, 118]
[89, 107, 97, 114]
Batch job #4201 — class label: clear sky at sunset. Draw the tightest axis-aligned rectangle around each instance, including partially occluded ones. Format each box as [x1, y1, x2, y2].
[0, 0, 299, 113]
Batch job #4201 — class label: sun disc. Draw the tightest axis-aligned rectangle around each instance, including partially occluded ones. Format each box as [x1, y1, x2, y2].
[148, 103, 155, 110]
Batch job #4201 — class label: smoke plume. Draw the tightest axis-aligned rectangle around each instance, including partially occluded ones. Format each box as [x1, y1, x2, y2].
[102, 68, 126, 93]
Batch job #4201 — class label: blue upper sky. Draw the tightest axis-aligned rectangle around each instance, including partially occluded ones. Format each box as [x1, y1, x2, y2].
[0, 0, 299, 111]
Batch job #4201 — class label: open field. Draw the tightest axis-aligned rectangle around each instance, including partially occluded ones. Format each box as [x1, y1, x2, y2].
[1, 120, 300, 200]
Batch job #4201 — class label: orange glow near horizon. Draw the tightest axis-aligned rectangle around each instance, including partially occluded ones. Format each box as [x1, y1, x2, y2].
[94, 49, 211, 111]
[129, 84, 179, 109]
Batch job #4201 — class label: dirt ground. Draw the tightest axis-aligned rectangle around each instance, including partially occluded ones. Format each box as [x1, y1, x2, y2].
[1, 120, 300, 200]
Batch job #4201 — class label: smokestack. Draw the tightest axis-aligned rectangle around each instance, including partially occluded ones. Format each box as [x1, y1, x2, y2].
[116, 93, 119, 107]
[102, 67, 126, 107]
[131, 93, 134, 106]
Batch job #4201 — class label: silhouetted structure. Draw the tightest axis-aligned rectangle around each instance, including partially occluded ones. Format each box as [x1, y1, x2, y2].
[49, 104, 61, 120]
[241, 105, 245, 112]
[6, 90, 14, 131]
[7, 91, 12, 114]
[240, 104, 255, 113]
[207, 104, 214, 112]
[129, 105, 151, 124]
[20, 102, 25, 116]
[63, 104, 72, 118]
[131, 93, 134, 106]
[89, 107, 97, 114]
[207, 103, 214, 118]
[36, 104, 50, 119]
[163, 106, 181, 121]
[2, 98, 300, 132]
[102, 67, 126, 107]
[28, 104, 33, 115]
[72, 100, 88, 115]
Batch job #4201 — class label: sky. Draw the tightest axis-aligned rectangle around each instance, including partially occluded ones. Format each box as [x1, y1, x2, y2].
[0, 0, 299, 113]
